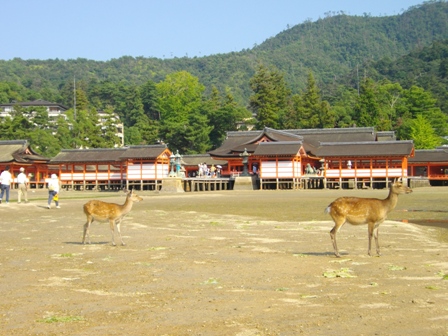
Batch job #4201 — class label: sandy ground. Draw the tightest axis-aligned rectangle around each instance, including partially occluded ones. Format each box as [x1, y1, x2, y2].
[0, 186, 447, 335]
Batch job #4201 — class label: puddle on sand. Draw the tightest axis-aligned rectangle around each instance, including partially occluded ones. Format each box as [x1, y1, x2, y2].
[410, 220, 448, 243]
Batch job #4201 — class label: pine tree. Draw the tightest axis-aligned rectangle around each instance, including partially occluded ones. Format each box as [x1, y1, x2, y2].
[249, 64, 290, 129]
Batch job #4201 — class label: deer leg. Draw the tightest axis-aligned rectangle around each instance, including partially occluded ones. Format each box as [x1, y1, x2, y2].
[330, 228, 340, 257]
[115, 218, 125, 246]
[330, 221, 345, 257]
[82, 219, 92, 244]
[109, 219, 116, 246]
[367, 222, 378, 256]
[373, 225, 381, 256]
[330, 216, 346, 257]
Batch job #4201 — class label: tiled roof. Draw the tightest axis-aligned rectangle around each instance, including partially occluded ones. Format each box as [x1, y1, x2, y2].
[50, 148, 127, 163]
[209, 128, 302, 157]
[409, 149, 448, 163]
[254, 141, 303, 156]
[209, 127, 415, 160]
[0, 99, 68, 110]
[288, 127, 375, 143]
[0, 140, 50, 163]
[182, 154, 228, 167]
[119, 145, 168, 159]
[50, 145, 169, 164]
[313, 141, 414, 157]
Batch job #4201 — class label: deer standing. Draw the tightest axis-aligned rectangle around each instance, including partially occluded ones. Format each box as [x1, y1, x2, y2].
[82, 189, 143, 246]
[325, 180, 412, 257]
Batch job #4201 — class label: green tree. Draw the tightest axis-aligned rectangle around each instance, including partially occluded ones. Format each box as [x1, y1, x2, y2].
[54, 115, 73, 149]
[156, 71, 211, 153]
[297, 72, 322, 129]
[140, 80, 159, 120]
[28, 129, 61, 157]
[407, 114, 442, 149]
[354, 78, 381, 128]
[402, 85, 448, 136]
[204, 86, 250, 149]
[249, 64, 290, 129]
[99, 107, 122, 147]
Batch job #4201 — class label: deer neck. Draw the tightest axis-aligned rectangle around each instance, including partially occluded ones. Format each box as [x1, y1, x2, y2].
[384, 189, 399, 213]
[121, 197, 134, 214]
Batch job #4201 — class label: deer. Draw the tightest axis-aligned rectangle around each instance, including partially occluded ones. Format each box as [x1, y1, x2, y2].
[82, 189, 143, 246]
[325, 179, 412, 257]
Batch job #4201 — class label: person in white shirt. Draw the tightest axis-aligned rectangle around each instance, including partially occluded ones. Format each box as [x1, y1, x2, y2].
[0, 166, 13, 204]
[17, 167, 29, 204]
[47, 174, 60, 209]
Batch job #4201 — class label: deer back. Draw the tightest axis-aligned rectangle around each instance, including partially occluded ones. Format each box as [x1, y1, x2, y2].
[328, 197, 387, 224]
[83, 190, 142, 221]
[83, 200, 124, 220]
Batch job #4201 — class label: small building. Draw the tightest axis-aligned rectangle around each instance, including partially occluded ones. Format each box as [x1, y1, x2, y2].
[209, 127, 415, 189]
[50, 144, 171, 191]
[181, 154, 228, 177]
[408, 147, 448, 186]
[0, 100, 124, 147]
[0, 99, 68, 119]
[0, 140, 51, 188]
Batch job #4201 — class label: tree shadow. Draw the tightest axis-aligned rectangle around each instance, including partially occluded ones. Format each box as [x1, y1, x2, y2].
[64, 241, 110, 245]
[293, 251, 346, 257]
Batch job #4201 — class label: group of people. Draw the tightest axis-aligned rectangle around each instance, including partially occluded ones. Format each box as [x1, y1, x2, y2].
[0, 166, 60, 209]
[0, 165, 27, 205]
[197, 163, 220, 178]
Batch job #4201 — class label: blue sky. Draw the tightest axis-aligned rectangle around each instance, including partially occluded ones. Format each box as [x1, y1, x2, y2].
[2, 0, 425, 61]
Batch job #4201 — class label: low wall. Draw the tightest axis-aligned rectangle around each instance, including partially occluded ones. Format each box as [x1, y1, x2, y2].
[409, 178, 431, 188]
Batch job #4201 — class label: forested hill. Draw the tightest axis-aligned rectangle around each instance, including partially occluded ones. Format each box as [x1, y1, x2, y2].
[0, 0, 447, 107]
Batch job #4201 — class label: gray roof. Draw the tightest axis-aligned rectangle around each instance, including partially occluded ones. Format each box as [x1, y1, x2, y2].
[314, 141, 414, 157]
[0, 99, 68, 110]
[409, 148, 448, 163]
[287, 127, 375, 148]
[0, 140, 50, 163]
[119, 145, 168, 159]
[50, 145, 169, 163]
[182, 154, 228, 167]
[50, 148, 127, 163]
[254, 141, 303, 156]
[209, 128, 302, 157]
[209, 127, 401, 159]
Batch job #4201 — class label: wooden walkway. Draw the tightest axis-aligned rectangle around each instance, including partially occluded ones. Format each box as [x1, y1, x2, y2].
[182, 178, 231, 192]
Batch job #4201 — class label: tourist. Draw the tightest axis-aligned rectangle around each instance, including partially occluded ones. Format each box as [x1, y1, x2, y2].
[0, 166, 13, 204]
[47, 174, 60, 209]
[17, 167, 29, 204]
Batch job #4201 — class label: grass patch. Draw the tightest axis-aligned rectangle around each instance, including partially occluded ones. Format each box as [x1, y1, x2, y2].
[275, 287, 289, 292]
[388, 265, 407, 271]
[148, 246, 167, 251]
[425, 285, 440, 290]
[51, 253, 82, 259]
[436, 271, 448, 280]
[329, 258, 352, 264]
[38, 315, 84, 323]
[201, 278, 219, 285]
[323, 268, 356, 278]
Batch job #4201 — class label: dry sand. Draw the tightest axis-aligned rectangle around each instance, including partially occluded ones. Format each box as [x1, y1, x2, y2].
[0, 187, 447, 335]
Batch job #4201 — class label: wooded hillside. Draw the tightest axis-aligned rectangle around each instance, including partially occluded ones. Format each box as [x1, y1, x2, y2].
[0, 1, 447, 155]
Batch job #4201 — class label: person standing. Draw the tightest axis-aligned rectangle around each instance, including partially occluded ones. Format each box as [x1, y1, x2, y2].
[17, 167, 29, 204]
[47, 174, 60, 209]
[0, 166, 13, 204]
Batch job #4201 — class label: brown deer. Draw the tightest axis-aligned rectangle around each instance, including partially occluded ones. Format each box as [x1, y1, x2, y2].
[82, 189, 143, 246]
[325, 180, 412, 257]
